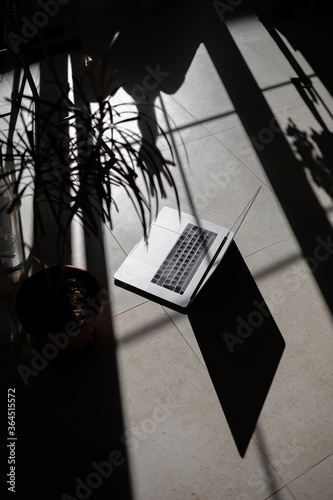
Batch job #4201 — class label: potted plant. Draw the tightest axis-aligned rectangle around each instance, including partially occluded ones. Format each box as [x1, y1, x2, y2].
[0, 24, 179, 361]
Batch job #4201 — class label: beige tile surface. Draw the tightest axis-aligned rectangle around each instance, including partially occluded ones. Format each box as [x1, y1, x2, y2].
[287, 454, 333, 500]
[155, 92, 211, 151]
[109, 301, 286, 500]
[266, 486, 296, 500]
[109, 133, 291, 259]
[164, 306, 207, 366]
[170, 51, 241, 135]
[245, 237, 333, 484]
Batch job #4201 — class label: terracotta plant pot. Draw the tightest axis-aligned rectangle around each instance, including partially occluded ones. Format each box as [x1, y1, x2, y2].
[15, 265, 104, 355]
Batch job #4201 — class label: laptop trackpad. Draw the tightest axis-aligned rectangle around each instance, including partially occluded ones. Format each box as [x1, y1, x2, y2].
[131, 224, 179, 267]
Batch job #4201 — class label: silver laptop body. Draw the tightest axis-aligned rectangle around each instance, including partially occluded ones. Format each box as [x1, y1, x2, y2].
[114, 188, 260, 313]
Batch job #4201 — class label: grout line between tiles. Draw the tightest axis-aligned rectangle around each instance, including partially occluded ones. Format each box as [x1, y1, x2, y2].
[284, 452, 333, 489]
[243, 234, 294, 260]
[159, 92, 209, 132]
[110, 300, 150, 321]
[104, 223, 131, 257]
[162, 307, 211, 373]
[265, 485, 297, 500]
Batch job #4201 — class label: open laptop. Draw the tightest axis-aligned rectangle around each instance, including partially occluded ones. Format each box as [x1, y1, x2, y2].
[114, 187, 261, 313]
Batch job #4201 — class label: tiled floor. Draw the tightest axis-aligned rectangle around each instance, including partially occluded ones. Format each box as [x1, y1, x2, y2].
[1, 1, 333, 499]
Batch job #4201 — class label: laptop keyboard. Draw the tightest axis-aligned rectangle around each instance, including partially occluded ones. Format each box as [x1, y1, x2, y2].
[151, 223, 218, 294]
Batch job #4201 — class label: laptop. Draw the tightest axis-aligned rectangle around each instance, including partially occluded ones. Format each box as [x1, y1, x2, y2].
[114, 187, 261, 313]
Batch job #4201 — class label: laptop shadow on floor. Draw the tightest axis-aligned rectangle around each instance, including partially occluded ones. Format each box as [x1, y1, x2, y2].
[187, 242, 285, 457]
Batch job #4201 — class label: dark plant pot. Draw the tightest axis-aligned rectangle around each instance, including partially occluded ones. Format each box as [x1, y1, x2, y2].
[15, 265, 104, 355]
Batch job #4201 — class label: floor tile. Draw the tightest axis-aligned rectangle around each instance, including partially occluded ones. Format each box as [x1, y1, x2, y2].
[110, 134, 291, 258]
[245, 237, 333, 484]
[266, 486, 296, 500]
[109, 301, 286, 500]
[287, 454, 333, 500]
[155, 92, 211, 151]
[164, 306, 207, 366]
[227, 18, 308, 89]
[170, 51, 241, 135]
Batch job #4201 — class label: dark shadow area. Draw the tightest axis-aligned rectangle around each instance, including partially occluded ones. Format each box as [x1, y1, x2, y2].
[70, 0, 333, 317]
[200, 1, 333, 316]
[251, 0, 333, 207]
[286, 118, 333, 201]
[95, 0, 333, 457]
[0, 189, 133, 498]
[97, 0, 333, 461]
[1, 72, 133, 500]
[188, 243, 285, 457]
[1, 47, 133, 500]
[0, 312, 133, 499]
[254, 0, 333, 98]
[1, 0, 333, 495]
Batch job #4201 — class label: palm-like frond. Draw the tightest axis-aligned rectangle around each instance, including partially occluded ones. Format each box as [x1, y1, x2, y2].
[0, 55, 180, 271]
